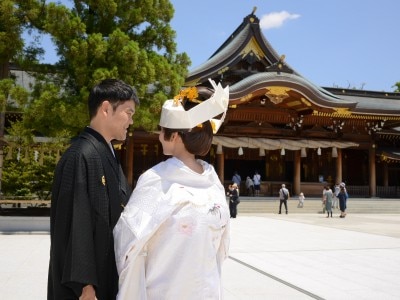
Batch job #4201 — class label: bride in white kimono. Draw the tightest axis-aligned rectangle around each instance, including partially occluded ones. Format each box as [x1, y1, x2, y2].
[114, 81, 230, 299]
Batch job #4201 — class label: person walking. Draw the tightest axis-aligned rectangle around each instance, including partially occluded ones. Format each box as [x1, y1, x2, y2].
[338, 184, 348, 218]
[253, 170, 261, 196]
[278, 184, 290, 214]
[324, 186, 333, 218]
[113, 81, 230, 299]
[48, 79, 139, 300]
[298, 192, 305, 208]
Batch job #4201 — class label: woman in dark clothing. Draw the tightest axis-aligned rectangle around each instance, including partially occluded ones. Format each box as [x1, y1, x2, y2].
[227, 183, 240, 218]
[338, 186, 348, 218]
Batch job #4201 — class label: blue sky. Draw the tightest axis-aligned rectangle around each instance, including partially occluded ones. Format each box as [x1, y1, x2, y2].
[39, 0, 400, 92]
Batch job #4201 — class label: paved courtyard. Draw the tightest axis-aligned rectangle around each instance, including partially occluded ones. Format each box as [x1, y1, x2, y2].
[1, 213, 400, 299]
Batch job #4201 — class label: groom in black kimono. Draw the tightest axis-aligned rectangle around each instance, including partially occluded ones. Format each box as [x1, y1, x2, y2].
[48, 79, 139, 300]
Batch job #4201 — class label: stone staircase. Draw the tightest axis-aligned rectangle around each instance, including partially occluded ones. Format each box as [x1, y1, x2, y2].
[236, 197, 400, 214]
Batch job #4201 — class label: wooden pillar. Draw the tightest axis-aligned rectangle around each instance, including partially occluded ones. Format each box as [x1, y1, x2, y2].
[217, 153, 225, 184]
[264, 159, 269, 196]
[383, 161, 389, 187]
[335, 148, 342, 184]
[293, 150, 301, 196]
[369, 145, 376, 197]
[126, 133, 134, 188]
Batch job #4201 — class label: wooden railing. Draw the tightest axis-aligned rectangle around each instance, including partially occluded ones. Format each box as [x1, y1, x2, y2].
[346, 186, 400, 198]
[376, 186, 400, 198]
[345, 186, 370, 198]
[0, 199, 51, 208]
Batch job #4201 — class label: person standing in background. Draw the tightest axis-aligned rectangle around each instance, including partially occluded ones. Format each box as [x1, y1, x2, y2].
[338, 184, 348, 218]
[333, 182, 340, 209]
[321, 186, 327, 214]
[324, 186, 333, 218]
[48, 79, 139, 300]
[245, 176, 255, 196]
[253, 170, 261, 196]
[232, 171, 242, 188]
[228, 183, 240, 218]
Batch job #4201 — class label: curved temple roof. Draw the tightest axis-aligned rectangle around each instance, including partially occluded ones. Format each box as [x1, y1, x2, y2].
[185, 10, 400, 118]
[183, 9, 400, 158]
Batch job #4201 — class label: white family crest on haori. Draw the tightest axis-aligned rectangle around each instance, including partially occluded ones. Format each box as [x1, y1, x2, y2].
[159, 79, 229, 134]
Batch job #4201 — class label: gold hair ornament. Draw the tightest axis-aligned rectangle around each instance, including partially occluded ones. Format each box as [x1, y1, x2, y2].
[173, 87, 199, 104]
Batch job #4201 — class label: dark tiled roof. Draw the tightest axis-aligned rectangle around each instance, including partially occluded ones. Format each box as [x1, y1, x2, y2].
[229, 72, 357, 108]
[184, 10, 400, 124]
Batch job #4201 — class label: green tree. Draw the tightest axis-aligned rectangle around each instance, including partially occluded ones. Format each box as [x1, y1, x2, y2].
[2, 151, 56, 199]
[2, 0, 191, 136]
[0, 0, 47, 78]
[0, 0, 47, 194]
[394, 82, 400, 93]
[0, 0, 190, 197]
[0, 0, 24, 79]
[38, 0, 191, 133]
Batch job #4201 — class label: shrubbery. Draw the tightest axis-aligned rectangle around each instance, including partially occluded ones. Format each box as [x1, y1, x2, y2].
[2, 154, 56, 199]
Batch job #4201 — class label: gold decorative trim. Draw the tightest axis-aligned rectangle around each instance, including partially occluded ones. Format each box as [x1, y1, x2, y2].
[265, 87, 291, 104]
[311, 110, 400, 120]
[113, 143, 123, 150]
[140, 144, 148, 156]
[333, 108, 352, 115]
[240, 93, 253, 102]
[241, 37, 264, 60]
[184, 79, 201, 87]
[218, 67, 229, 74]
[286, 100, 302, 107]
[300, 97, 312, 107]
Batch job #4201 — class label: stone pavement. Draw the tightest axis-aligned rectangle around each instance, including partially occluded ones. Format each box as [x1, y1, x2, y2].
[1, 213, 400, 299]
[236, 197, 400, 214]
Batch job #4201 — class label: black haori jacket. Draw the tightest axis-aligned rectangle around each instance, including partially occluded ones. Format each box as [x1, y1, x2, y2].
[48, 127, 131, 300]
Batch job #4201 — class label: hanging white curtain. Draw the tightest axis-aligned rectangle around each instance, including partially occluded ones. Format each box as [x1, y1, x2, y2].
[212, 136, 358, 152]
[301, 147, 307, 157]
[216, 144, 223, 154]
[332, 147, 338, 157]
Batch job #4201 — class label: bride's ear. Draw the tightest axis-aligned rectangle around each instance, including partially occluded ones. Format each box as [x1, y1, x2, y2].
[170, 132, 180, 141]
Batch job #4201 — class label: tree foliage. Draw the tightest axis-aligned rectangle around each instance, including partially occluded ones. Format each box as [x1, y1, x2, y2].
[0, 0, 190, 196]
[2, 153, 56, 198]
[2, 0, 190, 137]
[0, 0, 46, 77]
[0, 0, 24, 75]
[394, 82, 400, 93]
[40, 0, 191, 133]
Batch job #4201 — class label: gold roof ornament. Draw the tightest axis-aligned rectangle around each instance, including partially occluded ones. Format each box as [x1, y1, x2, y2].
[265, 86, 290, 104]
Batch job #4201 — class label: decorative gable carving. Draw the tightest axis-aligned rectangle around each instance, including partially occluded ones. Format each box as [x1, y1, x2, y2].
[265, 87, 291, 104]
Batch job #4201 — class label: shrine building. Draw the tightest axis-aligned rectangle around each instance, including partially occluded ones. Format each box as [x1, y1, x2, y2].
[121, 10, 400, 197]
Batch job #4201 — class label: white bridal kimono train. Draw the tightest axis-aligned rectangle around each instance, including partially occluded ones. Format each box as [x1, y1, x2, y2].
[113, 157, 230, 299]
